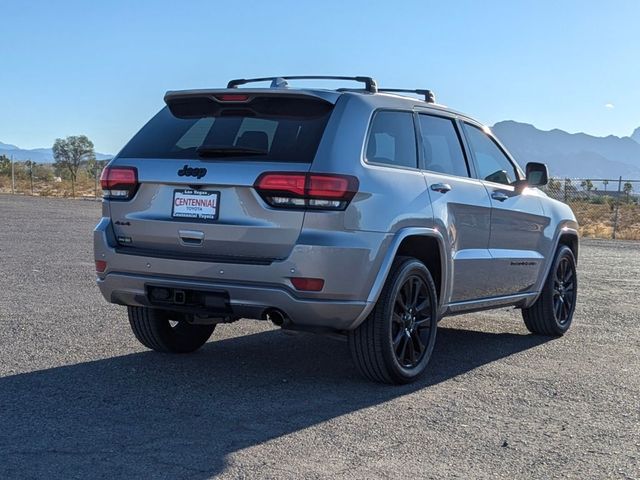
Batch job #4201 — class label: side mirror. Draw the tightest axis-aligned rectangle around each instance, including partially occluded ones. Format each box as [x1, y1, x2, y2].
[525, 162, 548, 187]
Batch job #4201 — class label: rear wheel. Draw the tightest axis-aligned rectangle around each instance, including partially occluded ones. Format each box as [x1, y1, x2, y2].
[348, 257, 438, 384]
[128, 306, 215, 353]
[522, 245, 577, 336]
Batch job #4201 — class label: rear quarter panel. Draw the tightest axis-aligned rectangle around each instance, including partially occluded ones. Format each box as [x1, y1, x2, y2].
[308, 93, 435, 234]
[301, 94, 439, 308]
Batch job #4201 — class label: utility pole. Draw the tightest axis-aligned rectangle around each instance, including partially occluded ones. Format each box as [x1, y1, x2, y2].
[29, 160, 34, 195]
[11, 155, 15, 194]
[612, 176, 622, 240]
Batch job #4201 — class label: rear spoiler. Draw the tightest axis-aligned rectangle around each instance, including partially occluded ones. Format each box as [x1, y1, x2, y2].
[164, 89, 337, 119]
[164, 88, 339, 106]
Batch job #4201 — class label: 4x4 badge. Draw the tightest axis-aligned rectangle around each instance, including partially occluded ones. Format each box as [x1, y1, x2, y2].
[177, 165, 207, 179]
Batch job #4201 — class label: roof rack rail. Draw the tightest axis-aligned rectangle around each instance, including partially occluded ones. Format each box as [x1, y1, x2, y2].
[378, 88, 436, 103]
[227, 76, 378, 93]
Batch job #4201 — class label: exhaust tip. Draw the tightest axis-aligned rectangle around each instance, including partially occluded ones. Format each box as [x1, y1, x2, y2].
[264, 309, 286, 327]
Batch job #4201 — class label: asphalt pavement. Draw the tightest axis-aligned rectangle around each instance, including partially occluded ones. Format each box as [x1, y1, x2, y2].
[0, 194, 638, 479]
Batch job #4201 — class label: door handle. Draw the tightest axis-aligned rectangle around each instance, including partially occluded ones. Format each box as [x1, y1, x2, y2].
[430, 183, 452, 193]
[491, 191, 509, 202]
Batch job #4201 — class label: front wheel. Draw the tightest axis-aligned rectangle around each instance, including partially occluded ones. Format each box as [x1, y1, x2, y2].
[348, 257, 438, 384]
[128, 306, 215, 353]
[522, 245, 577, 336]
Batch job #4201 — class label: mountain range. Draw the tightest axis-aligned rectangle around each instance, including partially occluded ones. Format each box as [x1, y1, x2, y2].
[0, 141, 112, 163]
[2, 121, 640, 179]
[492, 121, 640, 179]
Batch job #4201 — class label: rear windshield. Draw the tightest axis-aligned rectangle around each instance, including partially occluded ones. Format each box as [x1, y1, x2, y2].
[118, 97, 334, 163]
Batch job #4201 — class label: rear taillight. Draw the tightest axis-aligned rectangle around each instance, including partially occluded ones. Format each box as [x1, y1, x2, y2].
[255, 173, 358, 210]
[100, 166, 138, 200]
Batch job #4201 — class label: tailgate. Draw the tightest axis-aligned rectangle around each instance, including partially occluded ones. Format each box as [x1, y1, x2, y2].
[106, 91, 335, 262]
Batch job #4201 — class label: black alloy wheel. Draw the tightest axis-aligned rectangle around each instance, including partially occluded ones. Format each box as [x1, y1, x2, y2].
[552, 255, 576, 325]
[392, 274, 434, 368]
[522, 245, 577, 336]
[349, 257, 438, 384]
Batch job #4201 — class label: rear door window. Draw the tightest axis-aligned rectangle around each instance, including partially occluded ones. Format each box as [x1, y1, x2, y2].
[118, 97, 333, 163]
[365, 111, 417, 169]
[417, 114, 469, 177]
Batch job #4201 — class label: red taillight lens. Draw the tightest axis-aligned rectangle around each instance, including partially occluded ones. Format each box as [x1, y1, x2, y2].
[95, 260, 107, 273]
[214, 94, 250, 102]
[290, 277, 325, 292]
[307, 175, 350, 198]
[256, 173, 306, 196]
[100, 166, 138, 200]
[254, 172, 358, 210]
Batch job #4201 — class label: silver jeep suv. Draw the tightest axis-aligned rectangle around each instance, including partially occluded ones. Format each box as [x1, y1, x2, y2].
[95, 75, 578, 384]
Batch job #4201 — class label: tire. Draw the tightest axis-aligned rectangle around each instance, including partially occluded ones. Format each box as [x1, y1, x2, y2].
[128, 306, 215, 353]
[522, 245, 577, 336]
[348, 257, 438, 384]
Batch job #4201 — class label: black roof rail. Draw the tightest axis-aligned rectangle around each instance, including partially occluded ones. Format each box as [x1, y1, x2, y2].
[378, 88, 436, 103]
[227, 76, 378, 93]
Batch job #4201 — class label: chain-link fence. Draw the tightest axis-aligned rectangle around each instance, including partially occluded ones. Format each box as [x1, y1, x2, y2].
[542, 178, 640, 240]
[1, 162, 639, 240]
[0, 160, 105, 199]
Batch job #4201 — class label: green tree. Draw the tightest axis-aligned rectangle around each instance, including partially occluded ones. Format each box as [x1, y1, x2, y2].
[52, 135, 95, 197]
[0, 154, 10, 175]
[623, 182, 633, 203]
[544, 178, 562, 200]
[580, 179, 594, 192]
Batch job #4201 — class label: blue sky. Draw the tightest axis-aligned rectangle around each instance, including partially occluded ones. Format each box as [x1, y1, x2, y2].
[2, 0, 639, 153]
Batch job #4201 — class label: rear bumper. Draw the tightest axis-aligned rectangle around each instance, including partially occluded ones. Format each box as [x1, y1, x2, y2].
[94, 217, 391, 330]
[98, 273, 371, 330]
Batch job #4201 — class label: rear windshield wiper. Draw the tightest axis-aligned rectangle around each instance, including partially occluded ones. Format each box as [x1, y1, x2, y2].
[196, 145, 268, 157]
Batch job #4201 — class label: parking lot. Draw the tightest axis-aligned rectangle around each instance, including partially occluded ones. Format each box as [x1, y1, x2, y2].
[0, 194, 638, 479]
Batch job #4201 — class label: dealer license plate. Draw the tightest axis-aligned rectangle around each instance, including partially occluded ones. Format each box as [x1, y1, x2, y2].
[172, 189, 219, 221]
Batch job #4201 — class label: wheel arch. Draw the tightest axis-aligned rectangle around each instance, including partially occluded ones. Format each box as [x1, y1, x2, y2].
[525, 225, 579, 308]
[557, 229, 579, 264]
[395, 235, 444, 304]
[351, 228, 448, 329]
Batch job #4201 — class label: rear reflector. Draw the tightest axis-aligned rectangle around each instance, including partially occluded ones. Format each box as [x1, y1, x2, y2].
[95, 260, 107, 273]
[290, 277, 325, 292]
[100, 166, 138, 200]
[255, 172, 358, 210]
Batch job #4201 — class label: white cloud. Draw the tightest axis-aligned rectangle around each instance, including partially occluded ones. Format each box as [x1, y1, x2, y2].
[605, 103, 615, 109]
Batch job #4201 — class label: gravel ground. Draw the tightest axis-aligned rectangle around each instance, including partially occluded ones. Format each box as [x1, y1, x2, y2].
[0, 194, 638, 480]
